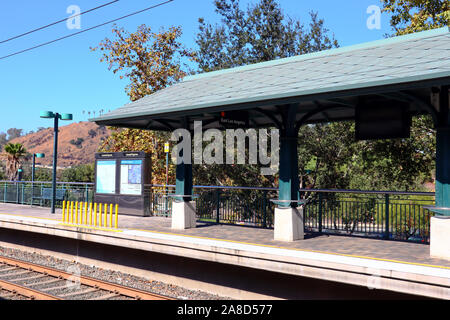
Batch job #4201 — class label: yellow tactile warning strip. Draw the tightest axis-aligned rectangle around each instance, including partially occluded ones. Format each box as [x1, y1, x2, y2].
[1, 212, 449, 271]
[0, 212, 60, 222]
[0, 212, 122, 232]
[59, 223, 124, 233]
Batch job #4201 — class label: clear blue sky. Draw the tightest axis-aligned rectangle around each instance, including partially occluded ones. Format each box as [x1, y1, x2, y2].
[0, 0, 391, 134]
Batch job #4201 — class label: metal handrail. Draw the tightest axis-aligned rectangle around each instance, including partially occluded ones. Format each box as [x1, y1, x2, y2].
[145, 184, 434, 196]
[0, 181, 433, 196]
[0, 181, 94, 186]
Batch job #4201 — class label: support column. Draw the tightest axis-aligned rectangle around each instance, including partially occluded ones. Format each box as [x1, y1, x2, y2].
[430, 86, 450, 260]
[435, 128, 450, 212]
[274, 105, 304, 241]
[172, 119, 196, 230]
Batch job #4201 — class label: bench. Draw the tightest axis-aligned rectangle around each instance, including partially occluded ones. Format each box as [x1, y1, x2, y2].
[32, 188, 66, 205]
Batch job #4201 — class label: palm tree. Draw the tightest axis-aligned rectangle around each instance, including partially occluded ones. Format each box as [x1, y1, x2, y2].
[3, 143, 27, 181]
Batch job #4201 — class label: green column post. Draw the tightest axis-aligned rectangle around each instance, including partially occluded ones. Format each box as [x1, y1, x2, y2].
[278, 136, 299, 207]
[175, 156, 192, 202]
[435, 127, 450, 215]
[175, 119, 192, 203]
[435, 86, 450, 216]
[278, 105, 300, 208]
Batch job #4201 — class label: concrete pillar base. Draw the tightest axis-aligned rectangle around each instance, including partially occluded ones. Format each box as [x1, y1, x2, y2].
[171, 201, 197, 230]
[274, 207, 304, 242]
[430, 216, 450, 261]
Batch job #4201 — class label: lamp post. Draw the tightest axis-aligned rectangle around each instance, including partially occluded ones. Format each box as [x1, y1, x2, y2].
[31, 153, 45, 206]
[40, 111, 73, 213]
[31, 153, 45, 183]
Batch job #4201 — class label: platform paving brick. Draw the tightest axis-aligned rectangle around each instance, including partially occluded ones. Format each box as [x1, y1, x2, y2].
[1, 203, 450, 269]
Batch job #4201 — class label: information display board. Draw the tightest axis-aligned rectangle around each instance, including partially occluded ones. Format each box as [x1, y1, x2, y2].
[96, 160, 116, 194]
[94, 152, 151, 216]
[120, 159, 143, 195]
[355, 101, 411, 140]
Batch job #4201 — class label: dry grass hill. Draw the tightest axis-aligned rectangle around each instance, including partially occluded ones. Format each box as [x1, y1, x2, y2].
[10, 122, 111, 168]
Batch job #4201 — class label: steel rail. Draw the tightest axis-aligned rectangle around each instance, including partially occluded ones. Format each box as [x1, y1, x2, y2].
[0, 256, 172, 300]
[0, 279, 61, 300]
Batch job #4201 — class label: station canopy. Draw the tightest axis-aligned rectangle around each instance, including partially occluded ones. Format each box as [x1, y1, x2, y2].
[92, 27, 450, 131]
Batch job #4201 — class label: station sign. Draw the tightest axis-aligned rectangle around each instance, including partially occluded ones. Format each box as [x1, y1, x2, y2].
[219, 111, 249, 128]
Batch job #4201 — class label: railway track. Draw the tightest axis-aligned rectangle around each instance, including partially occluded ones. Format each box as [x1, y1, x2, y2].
[0, 256, 172, 300]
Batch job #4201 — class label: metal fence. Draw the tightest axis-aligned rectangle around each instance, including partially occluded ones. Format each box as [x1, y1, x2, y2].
[0, 181, 94, 207]
[301, 189, 435, 243]
[148, 185, 435, 243]
[0, 181, 435, 243]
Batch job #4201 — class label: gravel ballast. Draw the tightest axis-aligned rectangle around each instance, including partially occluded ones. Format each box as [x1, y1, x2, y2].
[0, 246, 231, 300]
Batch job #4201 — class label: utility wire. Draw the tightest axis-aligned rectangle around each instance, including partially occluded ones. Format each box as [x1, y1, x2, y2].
[0, 0, 174, 61]
[0, 0, 120, 44]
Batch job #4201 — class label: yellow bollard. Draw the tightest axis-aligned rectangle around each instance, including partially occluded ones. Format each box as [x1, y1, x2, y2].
[99, 203, 102, 227]
[81, 202, 84, 225]
[70, 201, 74, 224]
[84, 202, 88, 226]
[80, 202, 83, 224]
[89, 202, 92, 226]
[76, 202, 80, 224]
[114, 204, 119, 229]
[109, 204, 113, 228]
[104, 204, 107, 227]
[62, 200, 66, 223]
[93, 203, 98, 227]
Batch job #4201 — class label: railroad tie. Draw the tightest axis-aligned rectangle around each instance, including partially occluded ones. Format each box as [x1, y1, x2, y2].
[0, 270, 31, 279]
[58, 287, 98, 298]
[7, 274, 47, 283]
[42, 284, 79, 292]
[28, 278, 62, 288]
[89, 292, 121, 300]
[0, 267, 20, 273]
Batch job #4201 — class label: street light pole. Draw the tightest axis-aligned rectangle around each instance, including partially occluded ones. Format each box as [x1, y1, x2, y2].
[32, 154, 36, 183]
[31, 153, 45, 206]
[51, 113, 59, 214]
[40, 111, 72, 214]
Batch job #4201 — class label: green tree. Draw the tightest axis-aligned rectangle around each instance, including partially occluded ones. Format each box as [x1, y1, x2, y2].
[194, 0, 338, 187]
[381, 0, 449, 36]
[367, 0, 450, 190]
[0, 132, 7, 150]
[2, 143, 27, 181]
[61, 163, 95, 183]
[6, 128, 23, 141]
[0, 162, 6, 180]
[92, 24, 196, 101]
[196, 0, 338, 72]
[92, 25, 195, 184]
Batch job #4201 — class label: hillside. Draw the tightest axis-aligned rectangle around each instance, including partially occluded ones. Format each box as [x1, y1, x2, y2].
[10, 122, 111, 168]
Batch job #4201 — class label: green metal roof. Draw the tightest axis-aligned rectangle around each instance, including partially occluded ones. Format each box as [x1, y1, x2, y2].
[92, 27, 450, 130]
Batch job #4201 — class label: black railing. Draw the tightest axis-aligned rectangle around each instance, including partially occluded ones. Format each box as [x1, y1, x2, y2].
[0, 181, 435, 243]
[147, 184, 435, 243]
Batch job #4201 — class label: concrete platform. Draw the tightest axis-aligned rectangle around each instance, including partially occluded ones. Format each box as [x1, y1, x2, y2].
[0, 203, 449, 299]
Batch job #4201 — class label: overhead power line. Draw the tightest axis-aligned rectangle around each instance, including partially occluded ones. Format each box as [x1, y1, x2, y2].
[0, 0, 120, 44]
[0, 0, 174, 61]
